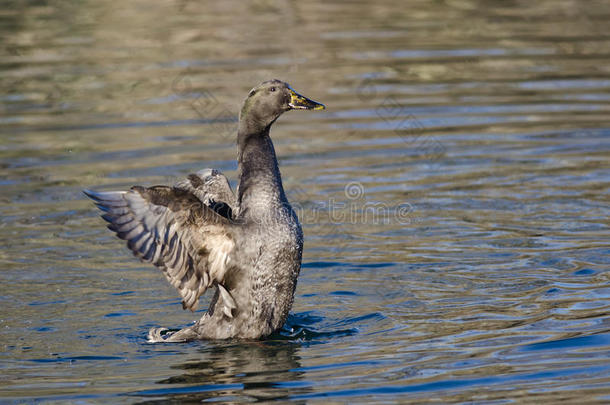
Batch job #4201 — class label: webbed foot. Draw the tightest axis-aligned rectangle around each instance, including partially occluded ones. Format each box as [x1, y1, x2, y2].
[147, 326, 198, 343]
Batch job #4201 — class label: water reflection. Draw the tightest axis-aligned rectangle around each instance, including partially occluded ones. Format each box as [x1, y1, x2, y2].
[1, 0, 609, 403]
[134, 341, 308, 404]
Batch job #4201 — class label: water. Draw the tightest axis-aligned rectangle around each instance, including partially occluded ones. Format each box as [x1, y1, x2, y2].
[1, 0, 609, 402]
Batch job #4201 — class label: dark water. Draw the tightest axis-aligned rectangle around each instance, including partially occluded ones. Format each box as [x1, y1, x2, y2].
[2, 0, 610, 403]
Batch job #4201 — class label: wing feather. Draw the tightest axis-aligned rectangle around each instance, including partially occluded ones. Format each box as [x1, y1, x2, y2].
[84, 177, 238, 312]
[174, 168, 237, 218]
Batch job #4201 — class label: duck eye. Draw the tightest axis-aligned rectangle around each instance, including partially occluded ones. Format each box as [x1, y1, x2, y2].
[270, 87, 276, 92]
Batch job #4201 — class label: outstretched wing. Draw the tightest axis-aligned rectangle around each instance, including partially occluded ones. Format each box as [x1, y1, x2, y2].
[84, 184, 237, 313]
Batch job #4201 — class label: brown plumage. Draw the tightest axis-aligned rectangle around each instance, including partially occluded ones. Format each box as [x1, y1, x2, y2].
[84, 80, 324, 341]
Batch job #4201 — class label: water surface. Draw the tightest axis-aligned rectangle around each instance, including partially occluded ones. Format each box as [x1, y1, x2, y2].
[1, 0, 609, 403]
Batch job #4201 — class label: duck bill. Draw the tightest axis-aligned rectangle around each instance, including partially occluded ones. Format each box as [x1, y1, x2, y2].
[288, 89, 325, 110]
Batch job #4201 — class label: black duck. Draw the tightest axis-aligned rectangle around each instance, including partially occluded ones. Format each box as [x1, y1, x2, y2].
[84, 80, 324, 341]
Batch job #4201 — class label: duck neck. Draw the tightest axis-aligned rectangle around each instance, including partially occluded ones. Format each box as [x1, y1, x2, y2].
[236, 125, 288, 220]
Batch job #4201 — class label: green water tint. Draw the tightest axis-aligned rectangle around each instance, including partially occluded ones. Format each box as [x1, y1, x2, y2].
[1, 0, 609, 402]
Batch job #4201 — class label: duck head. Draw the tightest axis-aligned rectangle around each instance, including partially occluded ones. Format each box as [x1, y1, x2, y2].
[239, 79, 325, 134]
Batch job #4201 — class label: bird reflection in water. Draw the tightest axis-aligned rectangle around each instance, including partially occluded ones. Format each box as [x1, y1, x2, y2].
[141, 341, 309, 403]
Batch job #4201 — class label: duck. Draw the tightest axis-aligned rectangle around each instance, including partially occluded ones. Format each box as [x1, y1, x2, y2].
[84, 80, 325, 342]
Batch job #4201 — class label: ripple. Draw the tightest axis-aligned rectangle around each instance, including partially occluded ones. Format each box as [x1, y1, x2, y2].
[2, 0, 609, 403]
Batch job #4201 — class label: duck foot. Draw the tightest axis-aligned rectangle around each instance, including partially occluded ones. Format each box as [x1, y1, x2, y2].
[147, 326, 198, 343]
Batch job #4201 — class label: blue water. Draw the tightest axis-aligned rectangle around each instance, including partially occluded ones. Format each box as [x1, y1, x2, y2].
[1, 0, 609, 403]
